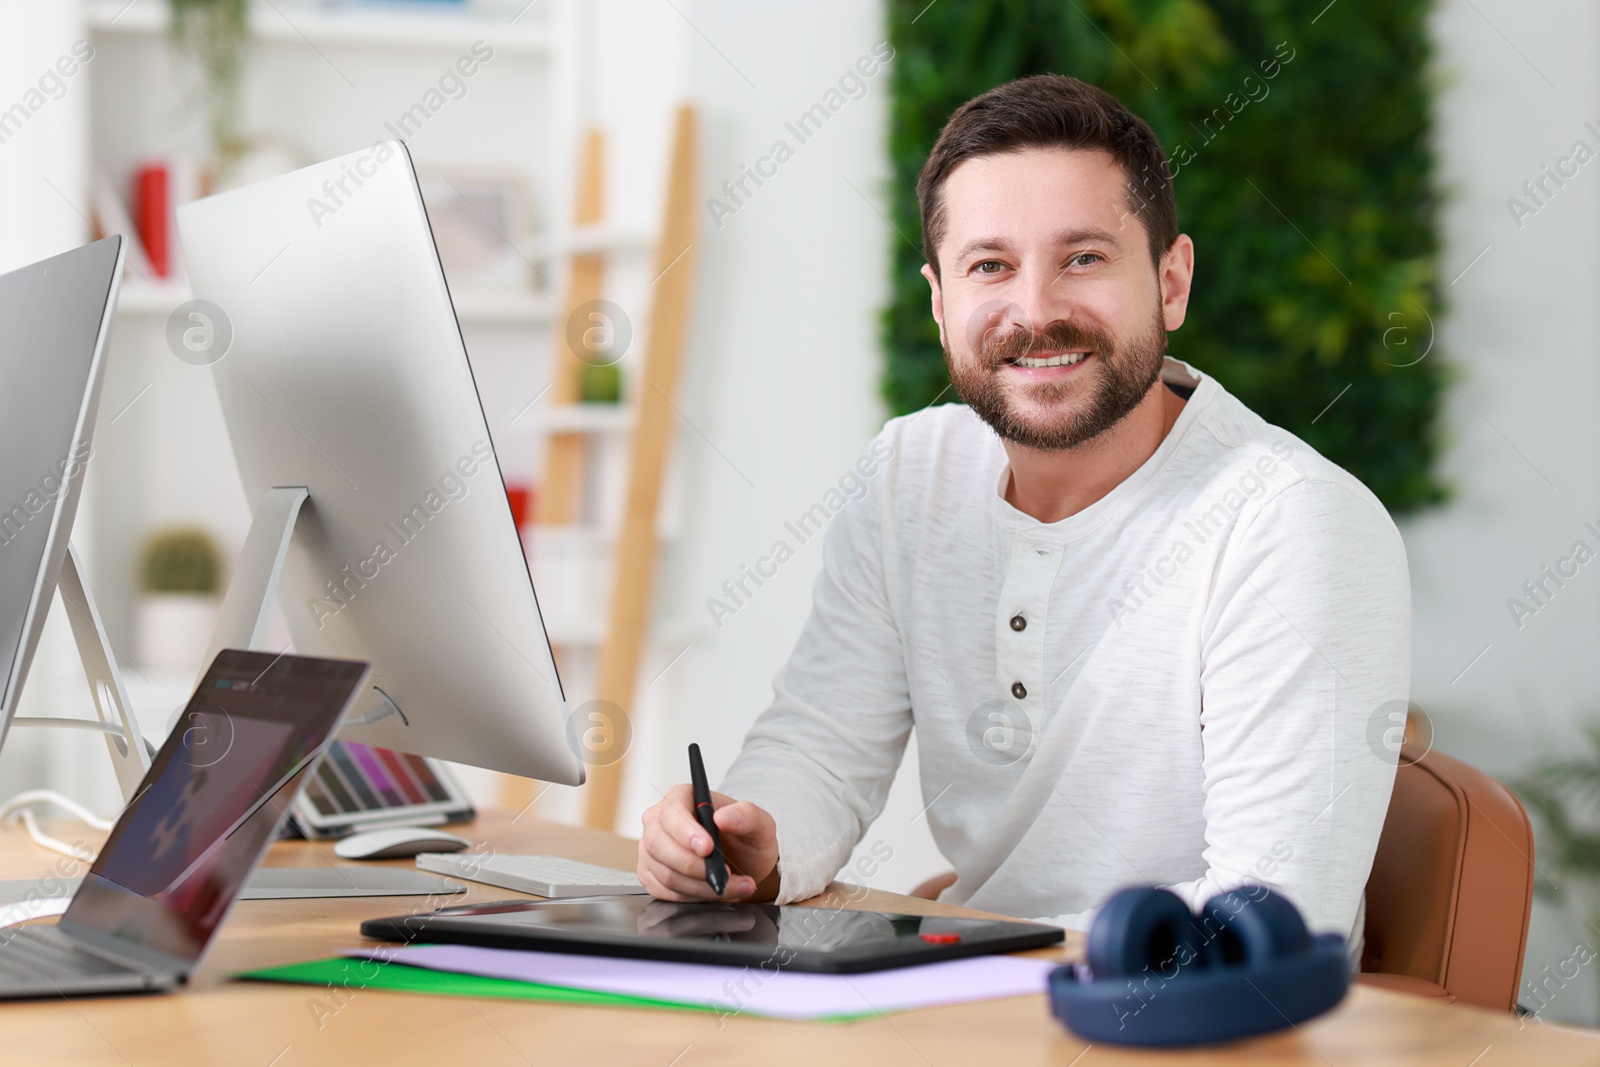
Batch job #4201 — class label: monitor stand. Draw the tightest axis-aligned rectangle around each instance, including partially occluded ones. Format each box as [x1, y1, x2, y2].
[196, 486, 452, 898]
[0, 505, 455, 901]
[10, 542, 152, 797]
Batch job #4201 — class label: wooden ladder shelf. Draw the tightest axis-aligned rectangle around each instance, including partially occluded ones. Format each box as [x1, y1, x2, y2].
[513, 105, 699, 831]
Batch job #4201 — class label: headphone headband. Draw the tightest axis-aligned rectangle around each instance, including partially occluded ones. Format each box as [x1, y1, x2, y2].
[1050, 884, 1348, 1047]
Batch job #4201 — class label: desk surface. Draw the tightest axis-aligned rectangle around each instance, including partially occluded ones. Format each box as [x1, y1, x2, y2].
[0, 812, 1595, 1067]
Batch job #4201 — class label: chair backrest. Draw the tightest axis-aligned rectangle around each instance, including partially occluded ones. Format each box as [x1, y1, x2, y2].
[1361, 743, 1535, 1011]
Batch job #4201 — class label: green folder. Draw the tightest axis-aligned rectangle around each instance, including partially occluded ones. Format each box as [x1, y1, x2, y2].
[238, 957, 722, 1014]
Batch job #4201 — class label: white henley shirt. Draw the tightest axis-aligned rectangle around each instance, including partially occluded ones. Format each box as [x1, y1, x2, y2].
[720, 357, 1410, 950]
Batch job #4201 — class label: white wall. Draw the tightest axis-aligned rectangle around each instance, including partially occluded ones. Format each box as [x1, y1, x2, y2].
[0, 0, 89, 272]
[1409, 0, 1600, 1025]
[595, 0, 947, 895]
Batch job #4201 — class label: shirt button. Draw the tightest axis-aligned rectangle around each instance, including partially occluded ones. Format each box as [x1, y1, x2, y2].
[1010, 614, 1026, 632]
[1011, 682, 1027, 699]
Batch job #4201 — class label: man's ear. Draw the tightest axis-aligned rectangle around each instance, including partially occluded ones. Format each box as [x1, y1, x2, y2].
[1159, 235, 1195, 332]
[920, 262, 946, 348]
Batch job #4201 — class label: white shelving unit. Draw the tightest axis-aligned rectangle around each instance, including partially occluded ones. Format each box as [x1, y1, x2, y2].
[58, 0, 692, 822]
[80, 0, 581, 674]
[115, 276, 559, 325]
[86, 0, 555, 54]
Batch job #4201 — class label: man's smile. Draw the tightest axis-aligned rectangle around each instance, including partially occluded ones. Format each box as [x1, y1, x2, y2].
[1003, 350, 1093, 379]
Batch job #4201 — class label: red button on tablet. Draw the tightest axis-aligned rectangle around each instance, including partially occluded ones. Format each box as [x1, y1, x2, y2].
[919, 932, 961, 944]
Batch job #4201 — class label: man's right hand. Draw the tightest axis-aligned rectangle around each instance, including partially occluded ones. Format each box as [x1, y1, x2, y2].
[637, 785, 779, 901]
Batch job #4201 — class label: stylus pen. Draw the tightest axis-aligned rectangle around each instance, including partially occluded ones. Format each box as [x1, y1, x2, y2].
[688, 743, 729, 895]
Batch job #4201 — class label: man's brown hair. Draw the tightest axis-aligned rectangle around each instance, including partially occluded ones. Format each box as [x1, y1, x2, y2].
[916, 74, 1178, 277]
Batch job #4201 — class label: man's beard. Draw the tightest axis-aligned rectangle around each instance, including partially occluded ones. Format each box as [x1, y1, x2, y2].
[945, 307, 1168, 452]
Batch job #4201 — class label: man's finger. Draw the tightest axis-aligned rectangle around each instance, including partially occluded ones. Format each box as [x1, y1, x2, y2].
[640, 856, 726, 900]
[658, 790, 715, 854]
[639, 858, 700, 901]
[646, 827, 716, 880]
[638, 863, 687, 902]
[713, 799, 766, 835]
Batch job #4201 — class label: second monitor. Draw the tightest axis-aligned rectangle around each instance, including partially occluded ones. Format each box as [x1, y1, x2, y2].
[177, 141, 583, 789]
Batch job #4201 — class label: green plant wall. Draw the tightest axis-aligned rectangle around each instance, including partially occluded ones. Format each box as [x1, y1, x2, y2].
[884, 0, 1445, 513]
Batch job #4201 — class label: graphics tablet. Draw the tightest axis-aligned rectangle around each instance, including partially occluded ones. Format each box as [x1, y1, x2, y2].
[359, 896, 1064, 973]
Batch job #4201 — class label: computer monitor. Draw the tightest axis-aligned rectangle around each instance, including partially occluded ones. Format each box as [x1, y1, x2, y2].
[0, 236, 149, 796]
[175, 142, 583, 788]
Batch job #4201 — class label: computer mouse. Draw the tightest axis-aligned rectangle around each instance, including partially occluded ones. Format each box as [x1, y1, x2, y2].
[333, 826, 473, 861]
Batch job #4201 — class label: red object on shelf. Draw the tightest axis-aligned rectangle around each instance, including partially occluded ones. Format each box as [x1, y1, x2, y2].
[505, 483, 533, 529]
[133, 162, 170, 278]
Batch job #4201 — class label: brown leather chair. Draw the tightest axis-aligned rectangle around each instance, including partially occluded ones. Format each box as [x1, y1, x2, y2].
[908, 743, 1535, 1012]
[1356, 743, 1534, 1011]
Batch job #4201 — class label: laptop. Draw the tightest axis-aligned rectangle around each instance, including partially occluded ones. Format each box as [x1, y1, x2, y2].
[0, 649, 369, 999]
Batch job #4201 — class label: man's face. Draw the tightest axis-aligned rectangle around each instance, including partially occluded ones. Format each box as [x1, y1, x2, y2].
[922, 147, 1190, 451]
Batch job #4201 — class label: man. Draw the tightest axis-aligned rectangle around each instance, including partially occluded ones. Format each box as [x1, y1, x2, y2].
[638, 74, 1409, 948]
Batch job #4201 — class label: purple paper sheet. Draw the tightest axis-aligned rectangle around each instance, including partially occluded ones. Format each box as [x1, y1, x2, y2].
[346, 943, 1056, 1020]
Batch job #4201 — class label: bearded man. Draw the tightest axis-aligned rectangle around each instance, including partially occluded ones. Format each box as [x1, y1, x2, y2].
[637, 73, 1409, 955]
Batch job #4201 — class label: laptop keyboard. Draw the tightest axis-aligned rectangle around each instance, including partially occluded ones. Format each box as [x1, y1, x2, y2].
[0, 927, 149, 992]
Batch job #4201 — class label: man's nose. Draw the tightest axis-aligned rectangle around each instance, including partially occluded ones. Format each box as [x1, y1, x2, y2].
[1009, 263, 1074, 332]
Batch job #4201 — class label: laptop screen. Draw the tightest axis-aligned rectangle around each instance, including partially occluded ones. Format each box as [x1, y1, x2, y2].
[62, 650, 369, 966]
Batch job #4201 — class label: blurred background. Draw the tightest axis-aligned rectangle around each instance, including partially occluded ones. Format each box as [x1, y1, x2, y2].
[0, 0, 1596, 1025]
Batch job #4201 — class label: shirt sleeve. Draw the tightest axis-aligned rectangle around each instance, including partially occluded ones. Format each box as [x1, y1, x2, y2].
[718, 461, 914, 904]
[1035, 478, 1410, 940]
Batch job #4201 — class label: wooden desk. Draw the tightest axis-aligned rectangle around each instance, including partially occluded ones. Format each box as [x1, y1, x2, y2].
[1, 812, 1595, 1066]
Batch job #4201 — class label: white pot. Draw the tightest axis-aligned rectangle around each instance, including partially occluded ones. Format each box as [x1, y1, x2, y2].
[138, 594, 220, 671]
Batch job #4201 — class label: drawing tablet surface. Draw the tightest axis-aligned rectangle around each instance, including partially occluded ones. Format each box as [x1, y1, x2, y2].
[359, 896, 1064, 973]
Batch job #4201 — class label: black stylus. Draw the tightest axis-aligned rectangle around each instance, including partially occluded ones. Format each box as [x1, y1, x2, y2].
[688, 743, 728, 895]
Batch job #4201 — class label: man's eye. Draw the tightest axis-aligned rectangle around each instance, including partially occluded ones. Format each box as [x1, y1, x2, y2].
[1071, 253, 1102, 267]
[974, 260, 1006, 274]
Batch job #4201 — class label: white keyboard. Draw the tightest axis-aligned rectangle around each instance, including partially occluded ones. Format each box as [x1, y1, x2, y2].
[416, 852, 647, 898]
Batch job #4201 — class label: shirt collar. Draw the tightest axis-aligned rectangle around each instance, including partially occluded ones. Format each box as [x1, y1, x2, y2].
[992, 356, 1213, 538]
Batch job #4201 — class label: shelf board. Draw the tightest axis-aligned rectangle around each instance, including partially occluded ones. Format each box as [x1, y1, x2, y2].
[87, 0, 554, 56]
[531, 225, 654, 259]
[536, 403, 632, 434]
[452, 289, 557, 325]
[114, 278, 189, 315]
[115, 279, 555, 326]
[541, 618, 695, 648]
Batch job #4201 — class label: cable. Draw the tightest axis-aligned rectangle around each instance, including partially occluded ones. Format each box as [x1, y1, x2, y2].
[12, 810, 95, 863]
[0, 790, 113, 829]
[0, 790, 111, 863]
[9, 716, 158, 761]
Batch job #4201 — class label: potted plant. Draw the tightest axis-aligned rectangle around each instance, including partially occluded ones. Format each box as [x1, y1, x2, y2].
[170, 0, 250, 180]
[137, 527, 222, 670]
[1515, 726, 1600, 1021]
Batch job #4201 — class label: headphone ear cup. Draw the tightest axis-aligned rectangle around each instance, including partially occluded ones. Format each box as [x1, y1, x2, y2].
[1197, 886, 1312, 969]
[1087, 887, 1205, 979]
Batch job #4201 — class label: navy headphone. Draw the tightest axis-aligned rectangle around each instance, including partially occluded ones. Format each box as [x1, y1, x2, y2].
[1047, 884, 1349, 1047]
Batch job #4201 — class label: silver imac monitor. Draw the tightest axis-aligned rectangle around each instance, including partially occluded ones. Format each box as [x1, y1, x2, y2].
[175, 142, 583, 788]
[0, 236, 148, 796]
